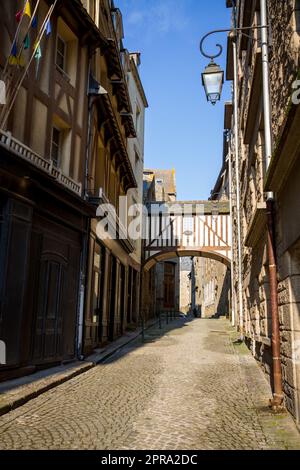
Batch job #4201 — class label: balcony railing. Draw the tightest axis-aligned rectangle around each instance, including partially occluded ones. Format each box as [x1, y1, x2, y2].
[0, 129, 82, 196]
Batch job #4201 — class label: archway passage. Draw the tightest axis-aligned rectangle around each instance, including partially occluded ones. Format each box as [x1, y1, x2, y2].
[143, 248, 231, 272]
[143, 200, 232, 271]
[141, 200, 232, 320]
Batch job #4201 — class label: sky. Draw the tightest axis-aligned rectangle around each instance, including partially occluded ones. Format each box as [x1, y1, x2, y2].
[117, 0, 232, 200]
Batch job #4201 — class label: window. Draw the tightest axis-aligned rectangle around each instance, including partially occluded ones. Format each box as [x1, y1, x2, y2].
[136, 106, 141, 133]
[56, 19, 78, 86]
[135, 151, 139, 167]
[183, 216, 194, 234]
[56, 36, 67, 72]
[51, 127, 61, 167]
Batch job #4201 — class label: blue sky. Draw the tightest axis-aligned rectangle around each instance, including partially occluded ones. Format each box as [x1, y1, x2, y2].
[117, 0, 232, 200]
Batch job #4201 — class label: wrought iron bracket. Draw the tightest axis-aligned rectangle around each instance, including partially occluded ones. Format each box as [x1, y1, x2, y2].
[200, 25, 270, 61]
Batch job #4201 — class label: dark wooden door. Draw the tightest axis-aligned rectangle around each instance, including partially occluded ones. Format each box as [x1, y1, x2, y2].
[119, 264, 125, 334]
[33, 259, 65, 363]
[127, 267, 132, 324]
[108, 256, 117, 342]
[30, 216, 81, 365]
[164, 262, 175, 309]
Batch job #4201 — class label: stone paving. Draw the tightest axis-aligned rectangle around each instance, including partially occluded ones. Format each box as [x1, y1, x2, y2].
[0, 318, 299, 450]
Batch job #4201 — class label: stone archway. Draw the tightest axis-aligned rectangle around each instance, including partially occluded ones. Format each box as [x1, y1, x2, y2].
[141, 248, 231, 321]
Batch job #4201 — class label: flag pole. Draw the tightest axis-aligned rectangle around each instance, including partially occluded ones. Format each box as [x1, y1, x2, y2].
[0, 0, 58, 129]
[1, 0, 27, 79]
[0, 0, 42, 123]
[16, 0, 42, 65]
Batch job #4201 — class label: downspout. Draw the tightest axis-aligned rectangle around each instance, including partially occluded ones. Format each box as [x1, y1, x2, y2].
[260, 0, 283, 407]
[266, 193, 283, 407]
[77, 221, 90, 359]
[76, 48, 94, 358]
[232, 2, 244, 339]
[226, 131, 236, 327]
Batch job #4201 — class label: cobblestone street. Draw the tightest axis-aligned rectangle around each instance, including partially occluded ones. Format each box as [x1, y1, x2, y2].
[0, 318, 299, 450]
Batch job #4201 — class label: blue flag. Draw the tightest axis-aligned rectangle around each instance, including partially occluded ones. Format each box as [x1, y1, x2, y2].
[32, 15, 38, 28]
[11, 41, 17, 57]
[46, 20, 52, 36]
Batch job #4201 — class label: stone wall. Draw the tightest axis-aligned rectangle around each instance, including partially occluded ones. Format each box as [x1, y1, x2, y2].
[230, 0, 300, 424]
[194, 257, 230, 318]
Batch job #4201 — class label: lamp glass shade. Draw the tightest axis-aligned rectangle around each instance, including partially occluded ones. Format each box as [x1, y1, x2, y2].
[202, 61, 224, 105]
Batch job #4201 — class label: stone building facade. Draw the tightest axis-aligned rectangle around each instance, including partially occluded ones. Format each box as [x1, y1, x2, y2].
[226, 0, 300, 424]
[0, 0, 96, 380]
[81, 1, 147, 354]
[180, 257, 193, 314]
[194, 257, 231, 319]
[142, 169, 180, 318]
[0, 0, 146, 378]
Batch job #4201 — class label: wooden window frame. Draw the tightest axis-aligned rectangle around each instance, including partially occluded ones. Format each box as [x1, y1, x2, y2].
[51, 127, 61, 168]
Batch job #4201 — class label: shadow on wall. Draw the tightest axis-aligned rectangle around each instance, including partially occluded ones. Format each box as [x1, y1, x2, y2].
[215, 267, 231, 318]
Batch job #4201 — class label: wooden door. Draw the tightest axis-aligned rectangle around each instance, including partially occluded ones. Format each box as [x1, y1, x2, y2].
[164, 262, 175, 309]
[32, 257, 65, 363]
[108, 255, 117, 342]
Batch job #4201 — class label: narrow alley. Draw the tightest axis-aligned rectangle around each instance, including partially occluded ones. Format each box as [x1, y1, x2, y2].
[0, 318, 299, 451]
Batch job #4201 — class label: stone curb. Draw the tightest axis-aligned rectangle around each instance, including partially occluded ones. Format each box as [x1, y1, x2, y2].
[0, 362, 94, 418]
[0, 319, 159, 418]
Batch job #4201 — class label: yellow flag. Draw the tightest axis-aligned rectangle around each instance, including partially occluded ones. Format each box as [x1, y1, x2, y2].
[24, 1, 31, 18]
[8, 54, 25, 67]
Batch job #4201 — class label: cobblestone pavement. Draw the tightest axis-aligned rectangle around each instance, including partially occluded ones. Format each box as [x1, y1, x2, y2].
[0, 318, 299, 450]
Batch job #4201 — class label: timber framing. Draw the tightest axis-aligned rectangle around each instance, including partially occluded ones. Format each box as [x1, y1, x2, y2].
[99, 94, 137, 191]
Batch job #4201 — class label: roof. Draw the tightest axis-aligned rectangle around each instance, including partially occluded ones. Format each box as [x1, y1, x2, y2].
[144, 169, 176, 197]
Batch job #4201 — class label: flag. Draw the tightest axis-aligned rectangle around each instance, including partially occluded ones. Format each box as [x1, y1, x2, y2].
[16, 10, 22, 23]
[46, 20, 52, 36]
[32, 15, 38, 28]
[8, 41, 18, 64]
[8, 56, 19, 66]
[24, 34, 30, 50]
[11, 41, 17, 57]
[34, 42, 42, 78]
[24, 1, 32, 19]
[8, 53, 25, 67]
[34, 44, 42, 61]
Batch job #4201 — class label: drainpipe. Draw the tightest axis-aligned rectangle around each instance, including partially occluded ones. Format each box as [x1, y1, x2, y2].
[232, 35, 244, 339]
[260, 0, 283, 407]
[266, 193, 283, 407]
[76, 221, 89, 359]
[225, 133, 236, 327]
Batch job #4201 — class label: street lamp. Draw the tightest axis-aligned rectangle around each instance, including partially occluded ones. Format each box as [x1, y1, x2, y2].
[202, 60, 224, 105]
